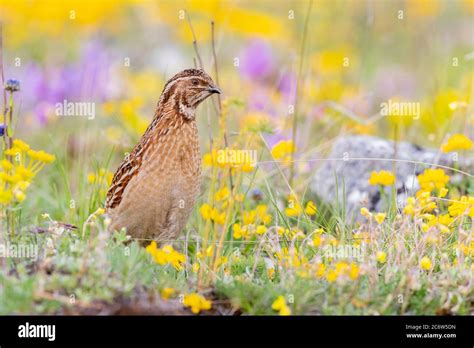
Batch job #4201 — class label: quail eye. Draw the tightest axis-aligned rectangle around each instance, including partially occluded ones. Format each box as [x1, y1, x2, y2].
[192, 79, 199, 86]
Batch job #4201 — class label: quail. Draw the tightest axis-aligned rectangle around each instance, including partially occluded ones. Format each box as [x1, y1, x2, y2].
[106, 68, 221, 241]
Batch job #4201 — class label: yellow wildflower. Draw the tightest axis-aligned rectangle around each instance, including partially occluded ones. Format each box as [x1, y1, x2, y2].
[14, 190, 25, 202]
[205, 245, 214, 257]
[271, 295, 291, 316]
[214, 186, 230, 202]
[215, 256, 228, 269]
[376, 251, 387, 263]
[349, 263, 360, 280]
[360, 207, 372, 218]
[1, 159, 13, 171]
[240, 111, 273, 133]
[210, 207, 226, 224]
[199, 204, 212, 220]
[316, 263, 325, 277]
[285, 197, 303, 217]
[183, 293, 212, 314]
[87, 173, 96, 184]
[441, 134, 473, 153]
[374, 213, 386, 225]
[0, 191, 13, 204]
[4, 148, 20, 157]
[192, 262, 200, 273]
[420, 256, 432, 270]
[271, 140, 296, 163]
[256, 204, 272, 224]
[368, 170, 395, 186]
[439, 187, 448, 198]
[12, 139, 30, 151]
[305, 201, 317, 215]
[15, 167, 34, 181]
[256, 225, 267, 235]
[417, 168, 449, 192]
[232, 223, 245, 239]
[17, 181, 30, 190]
[160, 287, 175, 300]
[242, 209, 256, 225]
[146, 242, 185, 270]
[448, 196, 474, 217]
[312, 229, 324, 247]
[404, 203, 415, 216]
[31, 150, 55, 163]
[326, 270, 337, 283]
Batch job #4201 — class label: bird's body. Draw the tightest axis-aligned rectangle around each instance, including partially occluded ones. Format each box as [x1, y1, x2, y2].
[106, 69, 220, 241]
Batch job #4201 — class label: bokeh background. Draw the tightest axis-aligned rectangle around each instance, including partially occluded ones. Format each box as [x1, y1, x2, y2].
[0, 0, 472, 222]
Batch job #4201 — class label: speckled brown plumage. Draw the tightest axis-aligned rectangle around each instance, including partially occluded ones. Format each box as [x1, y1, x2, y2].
[106, 69, 220, 241]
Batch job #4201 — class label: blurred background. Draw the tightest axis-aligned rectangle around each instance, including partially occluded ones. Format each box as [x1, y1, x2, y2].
[0, 0, 472, 223]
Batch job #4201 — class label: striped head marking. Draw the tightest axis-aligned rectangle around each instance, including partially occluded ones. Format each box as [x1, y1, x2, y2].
[159, 68, 221, 119]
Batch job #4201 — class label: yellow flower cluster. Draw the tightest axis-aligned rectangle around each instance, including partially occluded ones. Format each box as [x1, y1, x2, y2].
[276, 226, 306, 240]
[103, 97, 149, 137]
[240, 111, 273, 133]
[417, 168, 450, 192]
[160, 287, 175, 300]
[145, 242, 185, 270]
[403, 193, 434, 215]
[183, 293, 212, 314]
[360, 208, 386, 224]
[199, 203, 226, 225]
[421, 213, 454, 234]
[448, 196, 474, 218]
[325, 261, 360, 282]
[268, 233, 364, 284]
[285, 196, 317, 217]
[87, 168, 114, 199]
[271, 295, 291, 316]
[399, 168, 474, 238]
[0, 139, 55, 205]
[87, 168, 114, 186]
[368, 170, 395, 186]
[232, 204, 272, 240]
[275, 247, 309, 270]
[420, 256, 432, 270]
[441, 134, 473, 153]
[399, 168, 450, 219]
[376, 251, 387, 263]
[271, 140, 296, 164]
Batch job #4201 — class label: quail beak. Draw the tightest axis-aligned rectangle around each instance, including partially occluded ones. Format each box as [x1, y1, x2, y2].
[207, 86, 222, 94]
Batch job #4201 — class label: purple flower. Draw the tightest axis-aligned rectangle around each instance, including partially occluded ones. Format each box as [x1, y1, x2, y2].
[250, 188, 263, 201]
[239, 39, 275, 80]
[0, 123, 4, 136]
[6, 39, 112, 126]
[5, 79, 20, 92]
[277, 71, 297, 104]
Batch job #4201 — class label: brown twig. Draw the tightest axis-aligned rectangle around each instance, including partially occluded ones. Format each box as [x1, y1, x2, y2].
[211, 21, 234, 189]
[210, 21, 222, 109]
[184, 10, 215, 155]
[184, 10, 204, 70]
[0, 22, 7, 150]
[289, 0, 313, 186]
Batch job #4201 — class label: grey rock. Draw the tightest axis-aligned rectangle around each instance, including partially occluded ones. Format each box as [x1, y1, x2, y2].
[310, 135, 469, 221]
